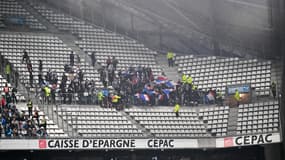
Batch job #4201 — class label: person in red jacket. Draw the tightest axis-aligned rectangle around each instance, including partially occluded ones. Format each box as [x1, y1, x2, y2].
[1, 95, 6, 109]
[3, 83, 9, 95]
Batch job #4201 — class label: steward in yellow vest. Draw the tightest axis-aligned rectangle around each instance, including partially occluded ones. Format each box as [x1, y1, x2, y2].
[174, 103, 180, 117]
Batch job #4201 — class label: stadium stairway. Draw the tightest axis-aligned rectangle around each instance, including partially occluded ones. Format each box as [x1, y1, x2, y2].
[226, 107, 239, 136]
[271, 60, 282, 94]
[16, 103, 68, 137]
[45, 104, 75, 137]
[17, 0, 59, 33]
[19, 0, 101, 72]
[156, 53, 181, 82]
[57, 34, 101, 71]
[120, 110, 153, 138]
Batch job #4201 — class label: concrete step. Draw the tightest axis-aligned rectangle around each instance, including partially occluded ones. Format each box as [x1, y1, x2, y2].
[120, 111, 152, 138]
[57, 34, 102, 71]
[156, 53, 181, 82]
[19, 0, 59, 33]
[227, 107, 239, 136]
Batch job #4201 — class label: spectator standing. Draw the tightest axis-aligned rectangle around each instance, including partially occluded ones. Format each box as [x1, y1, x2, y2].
[44, 85, 51, 104]
[3, 83, 9, 96]
[271, 82, 277, 99]
[5, 62, 11, 83]
[29, 72, 33, 88]
[38, 60, 43, 74]
[77, 54, 81, 65]
[173, 103, 180, 117]
[70, 51, 74, 66]
[27, 99, 33, 117]
[106, 56, 112, 68]
[22, 50, 29, 64]
[1, 95, 6, 109]
[14, 71, 19, 88]
[91, 52, 96, 67]
[27, 59, 33, 73]
[234, 89, 241, 107]
[97, 91, 104, 107]
[216, 89, 223, 106]
[11, 87, 17, 104]
[112, 56, 118, 70]
[167, 51, 174, 67]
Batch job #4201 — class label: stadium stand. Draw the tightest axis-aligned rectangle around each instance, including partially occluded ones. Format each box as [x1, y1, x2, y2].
[9, 103, 68, 137]
[0, 0, 46, 30]
[237, 101, 280, 135]
[175, 55, 271, 96]
[0, 74, 25, 102]
[125, 105, 229, 137]
[29, 1, 162, 76]
[55, 105, 146, 138]
[0, 32, 103, 101]
[0, 0, 281, 142]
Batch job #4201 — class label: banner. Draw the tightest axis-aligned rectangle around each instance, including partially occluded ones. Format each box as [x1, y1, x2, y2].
[0, 139, 198, 150]
[227, 84, 251, 94]
[216, 133, 281, 148]
[0, 133, 281, 150]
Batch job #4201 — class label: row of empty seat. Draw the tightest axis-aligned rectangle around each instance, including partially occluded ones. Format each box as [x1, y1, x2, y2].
[0, 33, 104, 93]
[237, 101, 280, 135]
[30, 2, 162, 76]
[0, 0, 46, 30]
[125, 106, 229, 138]
[176, 55, 272, 96]
[55, 105, 146, 138]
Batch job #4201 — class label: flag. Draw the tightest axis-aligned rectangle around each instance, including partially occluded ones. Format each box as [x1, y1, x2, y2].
[158, 94, 163, 101]
[140, 94, 150, 102]
[157, 76, 168, 81]
[135, 93, 140, 98]
[162, 89, 171, 99]
[165, 81, 176, 88]
[155, 79, 166, 84]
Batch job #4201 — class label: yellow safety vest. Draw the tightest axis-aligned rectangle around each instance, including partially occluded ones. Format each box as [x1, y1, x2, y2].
[174, 104, 180, 113]
[234, 91, 240, 101]
[44, 87, 51, 97]
[98, 92, 104, 101]
[192, 85, 197, 90]
[187, 76, 193, 84]
[27, 101, 33, 108]
[182, 74, 188, 83]
[112, 95, 121, 103]
[5, 64, 11, 74]
[167, 52, 174, 59]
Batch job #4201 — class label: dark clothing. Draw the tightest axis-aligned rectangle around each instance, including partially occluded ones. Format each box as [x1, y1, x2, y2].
[12, 88, 17, 104]
[22, 51, 29, 63]
[271, 83, 277, 99]
[39, 60, 43, 74]
[29, 73, 33, 87]
[70, 53, 74, 66]
[91, 53, 96, 67]
[106, 58, 112, 67]
[112, 58, 118, 69]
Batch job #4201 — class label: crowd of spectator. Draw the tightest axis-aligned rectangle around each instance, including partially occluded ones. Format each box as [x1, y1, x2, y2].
[92, 57, 226, 109]
[0, 90, 47, 138]
[10, 50, 226, 108]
